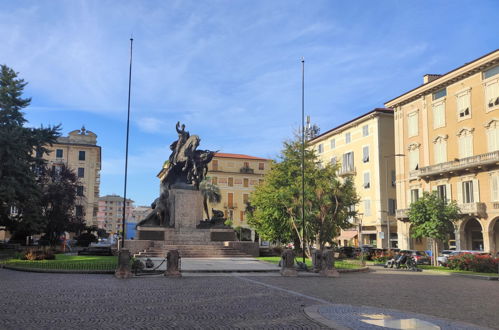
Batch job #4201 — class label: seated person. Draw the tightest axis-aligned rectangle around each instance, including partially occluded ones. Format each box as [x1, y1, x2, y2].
[384, 253, 400, 268]
[395, 252, 408, 268]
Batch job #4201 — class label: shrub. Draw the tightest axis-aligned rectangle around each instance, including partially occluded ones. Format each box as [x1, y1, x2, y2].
[22, 247, 55, 260]
[372, 255, 388, 263]
[75, 232, 98, 247]
[446, 254, 499, 273]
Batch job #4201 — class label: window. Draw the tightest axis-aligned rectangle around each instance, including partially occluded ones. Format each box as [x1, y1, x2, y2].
[410, 189, 419, 203]
[76, 186, 84, 197]
[75, 205, 84, 217]
[437, 185, 447, 202]
[432, 101, 446, 128]
[77, 168, 85, 178]
[330, 156, 337, 165]
[243, 194, 249, 204]
[243, 178, 249, 188]
[484, 65, 499, 79]
[458, 129, 473, 158]
[212, 177, 218, 185]
[330, 139, 335, 149]
[491, 175, 499, 202]
[407, 112, 418, 137]
[409, 149, 419, 170]
[486, 121, 499, 152]
[78, 151, 86, 161]
[56, 149, 63, 158]
[391, 170, 396, 187]
[433, 88, 447, 100]
[362, 146, 369, 163]
[456, 90, 471, 120]
[317, 144, 324, 154]
[243, 162, 249, 168]
[259, 162, 264, 170]
[484, 66, 499, 111]
[363, 200, 371, 216]
[363, 172, 370, 189]
[259, 179, 264, 185]
[228, 177, 233, 187]
[462, 180, 474, 203]
[433, 137, 447, 164]
[388, 199, 396, 215]
[342, 152, 354, 172]
[227, 193, 234, 208]
[362, 125, 369, 137]
[212, 160, 218, 171]
[345, 132, 351, 144]
[240, 211, 244, 222]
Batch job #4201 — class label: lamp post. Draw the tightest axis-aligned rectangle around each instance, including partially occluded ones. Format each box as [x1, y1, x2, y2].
[301, 57, 306, 264]
[384, 154, 405, 252]
[356, 213, 364, 265]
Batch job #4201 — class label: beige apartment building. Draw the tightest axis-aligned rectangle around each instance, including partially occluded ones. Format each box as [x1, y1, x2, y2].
[207, 153, 271, 233]
[96, 195, 134, 234]
[44, 127, 101, 227]
[309, 109, 397, 248]
[385, 49, 499, 253]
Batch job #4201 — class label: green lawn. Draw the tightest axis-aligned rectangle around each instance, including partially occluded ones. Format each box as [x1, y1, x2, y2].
[1, 254, 117, 271]
[419, 265, 499, 277]
[256, 256, 363, 269]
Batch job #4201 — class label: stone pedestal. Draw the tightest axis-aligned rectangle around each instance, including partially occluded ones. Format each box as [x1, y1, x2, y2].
[115, 249, 132, 279]
[319, 250, 340, 278]
[169, 188, 203, 230]
[280, 249, 297, 276]
[165, 249, 181, 277]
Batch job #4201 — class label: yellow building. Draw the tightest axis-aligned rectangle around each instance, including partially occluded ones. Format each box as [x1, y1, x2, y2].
[207, 153, 271, 232]
[309, 109, 397, 248]
[44, 127, 101, 227]
[385, 49, 499, 253]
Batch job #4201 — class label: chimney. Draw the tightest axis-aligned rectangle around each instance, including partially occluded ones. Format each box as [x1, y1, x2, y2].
[423, 74, 442, 84]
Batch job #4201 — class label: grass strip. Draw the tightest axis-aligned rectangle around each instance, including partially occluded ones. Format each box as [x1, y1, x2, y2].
[419, 265, 499, 277]
[256, 256, 363, 269]
[1, 254, 118, 271]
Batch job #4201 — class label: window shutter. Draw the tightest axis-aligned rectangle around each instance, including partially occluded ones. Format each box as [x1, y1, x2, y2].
[407, 189, 411, 207]
[418, 188, 423, 200]
[472, 179, 479, 203]
[445, 183, 452, 204]
[457, 182, 463, 204]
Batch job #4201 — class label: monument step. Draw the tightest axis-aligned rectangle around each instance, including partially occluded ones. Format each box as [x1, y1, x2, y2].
[134, 244, 253, 258]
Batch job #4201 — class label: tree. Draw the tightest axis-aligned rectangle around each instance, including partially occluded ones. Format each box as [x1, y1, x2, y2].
[247, 137, 358, 256]
[408, 191, 461, 265]
[0, 64, 60, 241]
[199, 178, 222, 219]
[40, 165, 85, 244]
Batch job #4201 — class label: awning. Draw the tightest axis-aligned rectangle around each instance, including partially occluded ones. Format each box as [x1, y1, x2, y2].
[336, 231, 358, 240]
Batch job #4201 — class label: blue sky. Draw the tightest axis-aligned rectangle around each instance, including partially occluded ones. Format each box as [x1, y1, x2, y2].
[2, 0, 498, 206]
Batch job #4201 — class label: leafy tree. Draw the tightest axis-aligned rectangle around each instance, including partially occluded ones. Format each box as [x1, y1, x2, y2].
[408, 191, 461, 265]
[247, 137, 358, 255]
[200, 178, 222, 219]
[0, 65, 60, 241]
[40, 165, 85, 244]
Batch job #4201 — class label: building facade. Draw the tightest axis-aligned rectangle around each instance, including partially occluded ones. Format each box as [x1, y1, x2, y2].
[309, 109, 397, 248]
[207, 153, 271, 232]
[385, 49, 499, 254]
[43, 127, 101, 227]
[96, 195, 134, 234]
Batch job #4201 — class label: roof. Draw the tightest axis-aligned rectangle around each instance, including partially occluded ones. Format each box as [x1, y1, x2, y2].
[385, 48, 499, 106]
[309, 108, 393, 143]
[214, 152, 268, 161]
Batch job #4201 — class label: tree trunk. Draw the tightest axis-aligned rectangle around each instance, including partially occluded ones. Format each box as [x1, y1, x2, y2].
[203, 198, 209, 220]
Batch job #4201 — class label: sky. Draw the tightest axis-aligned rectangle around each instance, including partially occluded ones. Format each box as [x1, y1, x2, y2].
[1, 0, 498, 206]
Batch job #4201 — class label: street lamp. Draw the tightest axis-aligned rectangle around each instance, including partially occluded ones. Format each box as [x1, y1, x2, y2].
[356, 213, 364, 265]
[384, 154, 405, 252]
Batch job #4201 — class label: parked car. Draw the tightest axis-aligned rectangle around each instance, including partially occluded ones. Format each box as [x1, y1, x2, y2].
[400, 250, 431, 265]
[437, 250, 454, 266]
[338, 246, 355, 258]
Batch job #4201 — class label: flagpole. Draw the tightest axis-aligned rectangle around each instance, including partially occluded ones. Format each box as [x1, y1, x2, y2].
[122, 37, 133, 249]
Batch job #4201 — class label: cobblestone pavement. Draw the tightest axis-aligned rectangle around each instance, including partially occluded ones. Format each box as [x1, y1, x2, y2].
[0, 269, 325, 329]
[0, 268, 497, 329]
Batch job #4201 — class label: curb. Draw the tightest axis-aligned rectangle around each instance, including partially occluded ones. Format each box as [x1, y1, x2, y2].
[1, 265, 114, 274]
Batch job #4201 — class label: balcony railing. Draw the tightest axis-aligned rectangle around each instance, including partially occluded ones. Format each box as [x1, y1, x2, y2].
[458, 202, 486, 217]
[396, 208, 409, 219]
[418, 150, 499, 180]
[240, 166, 254, 174]
[338, 165, 356, 177]
[224, 203, 238, 210]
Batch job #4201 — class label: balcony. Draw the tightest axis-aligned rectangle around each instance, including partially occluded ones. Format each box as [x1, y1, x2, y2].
[396, 208, 409, 219]
[338, 165, 356, 177]
[240, 166, 254, 174]
[458, 202, 486, 217]
[418, 150, 499, 181]
[224, 203, 238, 210]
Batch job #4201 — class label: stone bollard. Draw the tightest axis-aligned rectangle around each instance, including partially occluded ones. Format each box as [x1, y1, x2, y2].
[280, 249, 298, 276]
[165, 249, 181, 277]
[319, 249, 340, 278]
[312, 249, 323, 273]
[114, 249, 132, 279]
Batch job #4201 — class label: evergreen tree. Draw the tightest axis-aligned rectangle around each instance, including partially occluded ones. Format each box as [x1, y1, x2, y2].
[0, 65, 60, 241]
[247, 137, 358, 255]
